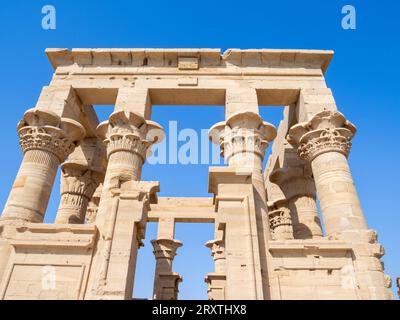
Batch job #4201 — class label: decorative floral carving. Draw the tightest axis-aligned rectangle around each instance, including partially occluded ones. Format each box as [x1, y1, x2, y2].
[209, 112, 277, 166]
[298, 128, 353, 162]
[268, 207, 294, 240]
[17, 108, 85, 163]
[96, 111, 164, 161]
[105, 133, 152, 161]
[220, 128, 269, 162]
[205, 239, 225, 262]
[18, 126, 76, 162]
[288, 111, 356, 163]
[60, 169, 99, 202]
[56, 167, 103, 224]
[151, 239, 183, 260]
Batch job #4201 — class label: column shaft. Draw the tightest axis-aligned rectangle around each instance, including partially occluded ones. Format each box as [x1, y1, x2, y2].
[311, 151, 367, 237]
[3, 150, 59, 222]
[95, 111, 163, 227]
[104, 150, 142, 186]
[289, 111, 366, 240]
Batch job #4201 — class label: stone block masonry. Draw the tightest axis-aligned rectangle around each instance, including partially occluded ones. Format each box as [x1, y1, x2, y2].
[0, 48, 393, 300]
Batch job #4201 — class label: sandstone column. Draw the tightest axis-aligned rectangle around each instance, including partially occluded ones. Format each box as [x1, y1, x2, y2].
[209, 93, 277, 299]
[55, 138, 106, 224]
[95, 110, 164, 227]
[151, 218, 182, 300]
[288, 110, 393, 300]
[151, 239, 182, 300]
[88, 109, 164, 299]
[204, 239, 226, 300]
[288, 110, 365, 241]
[1, 109, 85, 222]
[269, 167, 323, 239]
[206, 239, 225, 274]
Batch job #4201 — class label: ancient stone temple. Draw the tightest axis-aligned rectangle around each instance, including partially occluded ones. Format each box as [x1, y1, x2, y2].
[0, 48, 394, 300]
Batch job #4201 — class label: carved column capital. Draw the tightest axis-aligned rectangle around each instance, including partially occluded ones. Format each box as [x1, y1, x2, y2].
[55, 163, 104, 224]
[288, 111, 356, 162]
[17, 109, 85, 162]
[206, 239, 226, 274]
[60, 165, 103, 199]
[205, 239, 225, 262]
[151, 239, 182, 260]
[209, 112, 276, 167]
[267, 199, 294, 240]
[55, 137, 106, 225]
[97, 111, 164, 161]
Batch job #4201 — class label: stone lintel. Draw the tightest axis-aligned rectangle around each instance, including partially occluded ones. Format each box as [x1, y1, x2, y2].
[46, 48, 333, 73]
[148, 197, 215, 223]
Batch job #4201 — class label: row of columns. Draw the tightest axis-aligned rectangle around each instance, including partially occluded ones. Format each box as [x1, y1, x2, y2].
[0, 85, 389, 299]
[2, 89, 364, 244]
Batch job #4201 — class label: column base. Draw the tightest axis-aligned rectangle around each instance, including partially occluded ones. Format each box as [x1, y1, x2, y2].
[204, 273, 226, 300]
[153, 272, 182, 300]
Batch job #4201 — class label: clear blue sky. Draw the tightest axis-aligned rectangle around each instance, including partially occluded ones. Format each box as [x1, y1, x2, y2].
[0, 0, 398, 299]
